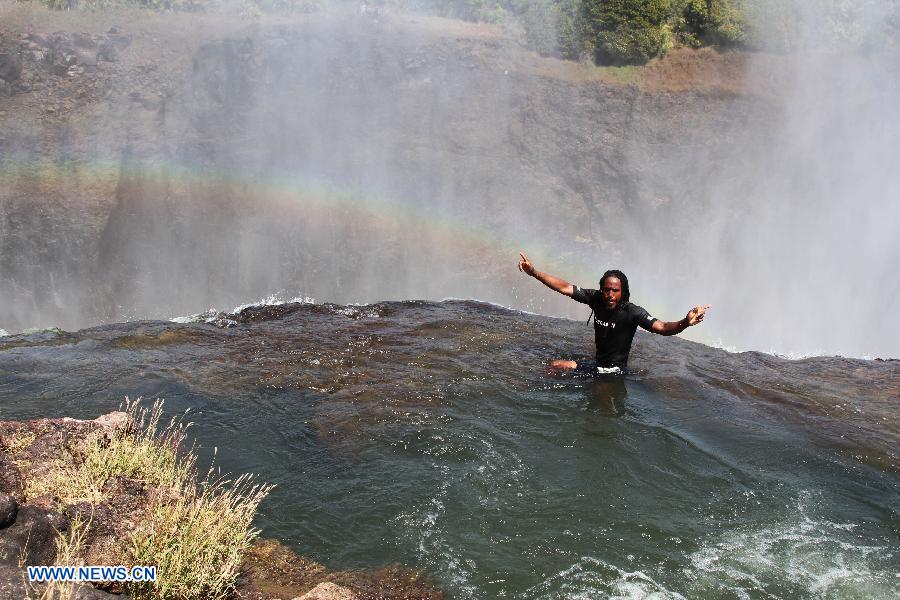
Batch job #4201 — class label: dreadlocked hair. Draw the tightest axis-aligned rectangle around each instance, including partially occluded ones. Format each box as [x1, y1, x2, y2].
[600, 269, 630, 303]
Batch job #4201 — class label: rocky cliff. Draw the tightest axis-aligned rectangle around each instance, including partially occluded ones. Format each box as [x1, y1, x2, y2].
[0, 4, 781, 333]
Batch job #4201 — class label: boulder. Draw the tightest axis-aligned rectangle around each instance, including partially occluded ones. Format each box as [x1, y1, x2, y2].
[25, 32, 49, 46]
[295, 582, 359, 600]
[0, 505, 69, 566]
[75, 48, 98, 68]
[0, 53, 22, 82]
[106, 33, 132, 51]
[0, 564, 35, 598]
[72, 32, 97, 49]
[98, 41, 118, 63]
[94, 412, 129, 439]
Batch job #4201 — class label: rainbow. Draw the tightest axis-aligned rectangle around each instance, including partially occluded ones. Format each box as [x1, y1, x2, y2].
[0, 156, 722, 347]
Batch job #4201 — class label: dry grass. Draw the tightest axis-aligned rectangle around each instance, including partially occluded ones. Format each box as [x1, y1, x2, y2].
[128, 472, 272, 599]
[40, 517, 90, 600]
[25, 399, 193, 504]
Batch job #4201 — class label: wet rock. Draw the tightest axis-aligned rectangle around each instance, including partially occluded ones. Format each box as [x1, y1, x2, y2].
[0, 505, 69, 566]
[0, 53, 22, 82]
[295, 582, 359, 600]
[0, 493, 17, 528]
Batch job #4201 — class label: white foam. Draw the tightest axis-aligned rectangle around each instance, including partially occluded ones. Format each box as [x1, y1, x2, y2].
[522, 556, 685, 600]
[230, 293, 315, 314]
[686, 491, 895, 597]
[169, 294, 315, 324]
[170, 309, 219, 324]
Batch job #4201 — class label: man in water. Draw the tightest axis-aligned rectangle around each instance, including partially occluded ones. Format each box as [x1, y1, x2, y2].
[518, 252, 710, 373]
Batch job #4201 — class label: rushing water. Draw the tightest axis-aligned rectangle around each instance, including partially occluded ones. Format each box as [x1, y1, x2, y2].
[0, 299, 897, 598]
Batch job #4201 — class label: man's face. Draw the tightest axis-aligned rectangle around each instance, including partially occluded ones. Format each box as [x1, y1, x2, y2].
[600, 276, 623, 309]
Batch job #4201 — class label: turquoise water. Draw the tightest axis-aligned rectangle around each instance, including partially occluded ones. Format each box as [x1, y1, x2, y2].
[0, 300, 897, 598]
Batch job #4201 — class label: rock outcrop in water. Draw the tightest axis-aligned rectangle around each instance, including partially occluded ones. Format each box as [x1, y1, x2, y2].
[0, 411, 444, 599]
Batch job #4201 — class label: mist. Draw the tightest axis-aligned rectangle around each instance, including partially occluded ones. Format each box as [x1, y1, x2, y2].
[0, 1, 897, 359]
[662, 0, 900, 358]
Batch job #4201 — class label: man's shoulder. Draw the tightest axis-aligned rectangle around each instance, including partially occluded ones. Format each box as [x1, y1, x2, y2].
[571, 285, 598, 304]
[623, 301, 657, 324]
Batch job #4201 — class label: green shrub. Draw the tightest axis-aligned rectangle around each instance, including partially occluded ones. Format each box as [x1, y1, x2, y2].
[581, 0, 675, 64]
[681, 0, 746, 46]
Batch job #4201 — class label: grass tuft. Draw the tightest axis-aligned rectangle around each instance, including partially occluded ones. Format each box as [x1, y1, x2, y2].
[26, 399, 194, 504]
[22, 398, 273, 599]
[40, 516, 89, 600]
[129, 472, 273, 599]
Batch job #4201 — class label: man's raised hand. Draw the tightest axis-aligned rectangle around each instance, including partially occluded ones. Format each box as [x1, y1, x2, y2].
[518, 252, 536, 276]
[685, 305, 712, 326]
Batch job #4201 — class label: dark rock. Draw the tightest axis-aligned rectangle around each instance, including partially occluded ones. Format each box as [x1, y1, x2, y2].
[0, 494, 16, 529]
[75, 49, 98, 68]
[106, 33, 132, 51]
[0, 564, 37, 598]
[65, 501, 114, 537]
[0, 565, 124, 598]
[0, 505, 69, 566]
[51, 57, 70, 76]
[72, 32, 96, 50]
[98, 41, 118, 63]
[72, 583, 125, 599]
[0, 79, 11, 97]
[0, 53, 22, 82]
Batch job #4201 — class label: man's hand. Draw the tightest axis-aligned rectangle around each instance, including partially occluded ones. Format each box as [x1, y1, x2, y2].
[518, 252, 536, 277]
[685, 305, 712, 326]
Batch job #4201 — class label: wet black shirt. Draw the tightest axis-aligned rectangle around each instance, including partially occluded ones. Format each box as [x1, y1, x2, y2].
[571, 286, 658, 369]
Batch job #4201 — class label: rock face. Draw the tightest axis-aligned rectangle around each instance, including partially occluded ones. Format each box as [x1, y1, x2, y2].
[0, 11, 777, 332]
[0, 493, 16, 528]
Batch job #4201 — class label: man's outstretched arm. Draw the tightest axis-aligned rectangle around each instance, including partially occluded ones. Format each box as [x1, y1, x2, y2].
[518, 252, 574, 298]
[651, 305, 711, 336]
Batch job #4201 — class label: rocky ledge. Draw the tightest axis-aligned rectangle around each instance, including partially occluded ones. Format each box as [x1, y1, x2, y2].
[0, 412, 442, 600]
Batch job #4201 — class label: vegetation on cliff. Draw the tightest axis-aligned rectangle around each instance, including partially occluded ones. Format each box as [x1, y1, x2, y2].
[29, 0, 900, 65]
[409, 0, 747, 63]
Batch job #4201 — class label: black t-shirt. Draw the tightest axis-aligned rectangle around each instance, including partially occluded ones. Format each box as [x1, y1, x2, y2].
[571, 286, 658, 369]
